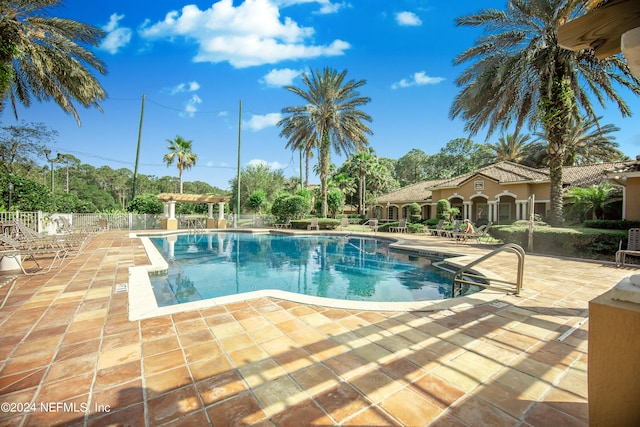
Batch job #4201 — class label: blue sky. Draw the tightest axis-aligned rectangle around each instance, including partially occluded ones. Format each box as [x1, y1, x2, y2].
[10, 0, 640, 190]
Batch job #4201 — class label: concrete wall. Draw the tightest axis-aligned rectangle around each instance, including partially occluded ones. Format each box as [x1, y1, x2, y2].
[588, 290, 640, 426]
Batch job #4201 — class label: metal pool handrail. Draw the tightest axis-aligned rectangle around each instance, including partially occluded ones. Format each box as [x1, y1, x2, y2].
[452, 243, 525, 297]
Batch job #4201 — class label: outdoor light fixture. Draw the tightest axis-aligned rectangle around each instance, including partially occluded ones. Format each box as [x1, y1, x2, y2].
[7, 182, 13, 211]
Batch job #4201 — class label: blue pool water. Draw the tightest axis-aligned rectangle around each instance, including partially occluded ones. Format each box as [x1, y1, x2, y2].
[148, 232, 481, 306]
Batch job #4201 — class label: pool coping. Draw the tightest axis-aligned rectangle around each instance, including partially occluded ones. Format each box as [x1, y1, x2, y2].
[127, 230, 506, 321]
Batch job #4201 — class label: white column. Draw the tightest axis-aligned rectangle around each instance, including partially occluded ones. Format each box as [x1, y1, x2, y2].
[463, 201, 473, 220]
[163, 202, 169, 218]
[488, 201, 498, 222]
[218, 202, 225, 220]
[207, 203, 214, 219]
[168, 201, 176, 220]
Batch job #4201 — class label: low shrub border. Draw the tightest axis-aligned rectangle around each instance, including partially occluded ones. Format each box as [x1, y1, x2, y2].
[490, 225, 627, 261]
[290, 218, 340, 230]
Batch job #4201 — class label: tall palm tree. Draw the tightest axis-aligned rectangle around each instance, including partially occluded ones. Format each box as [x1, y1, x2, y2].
[163, 136, 197, 194]
[347, 147, 377, 214]
[488, 133, 533, 163]
[330, 173, 357, 202]
[529, 115, 626, 166]
[279, 68, 373, 217]
[0, 0, 107, 125]
[450, 0, 640, 225]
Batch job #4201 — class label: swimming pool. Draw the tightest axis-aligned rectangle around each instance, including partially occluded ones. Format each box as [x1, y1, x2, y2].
[148, 232, 481, 306]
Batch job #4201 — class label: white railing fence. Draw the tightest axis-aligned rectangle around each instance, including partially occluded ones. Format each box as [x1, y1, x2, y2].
[1, 211, 163, 234]
[1, 212, 278, 234]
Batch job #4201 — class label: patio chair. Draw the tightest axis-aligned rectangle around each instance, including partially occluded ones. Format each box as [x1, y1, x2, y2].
[307, 217, 320, 230]
[389, 218, 408, 233]
[616, 228, 640, 267]
[275, 218, 292, 229]
[363, 218, 378, 232]
[340, 217, 350, 230]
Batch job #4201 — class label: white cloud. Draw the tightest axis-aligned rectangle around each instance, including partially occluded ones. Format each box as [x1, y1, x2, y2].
[169, 81, 201, 95]
[181, 94, 202, 117]
[99, 13, 132, 54]
[138, 0, 350, 68]
[391, 71, 445, 89]
[274, 0, 346, 14]
[246, 159, 284, 170]
[261, 68, 303, 87]
[395, 11, 422, 27]
[245, 112, 282, 131]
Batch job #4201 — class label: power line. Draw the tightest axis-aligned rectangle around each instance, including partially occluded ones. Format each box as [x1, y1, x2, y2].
[54, 146, 236, 169]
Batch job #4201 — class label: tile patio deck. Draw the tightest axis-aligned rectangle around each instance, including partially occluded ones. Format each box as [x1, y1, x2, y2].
[0, 229, 635, 426]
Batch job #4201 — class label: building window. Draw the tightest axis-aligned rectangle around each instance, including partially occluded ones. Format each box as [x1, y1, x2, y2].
[474, 180, 484, 190]
[476, 203, 488, 221]
[499, 203, 511, 220]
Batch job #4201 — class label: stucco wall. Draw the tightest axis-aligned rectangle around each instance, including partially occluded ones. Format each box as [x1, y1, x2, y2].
[625, 177, 640, 221]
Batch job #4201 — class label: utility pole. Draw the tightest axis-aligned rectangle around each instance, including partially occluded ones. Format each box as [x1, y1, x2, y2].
[235, 99, 242, 228]
[132, 93, 145, 200]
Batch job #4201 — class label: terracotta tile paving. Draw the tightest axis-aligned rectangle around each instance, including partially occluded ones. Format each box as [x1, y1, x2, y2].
[0, 230, 635, 426]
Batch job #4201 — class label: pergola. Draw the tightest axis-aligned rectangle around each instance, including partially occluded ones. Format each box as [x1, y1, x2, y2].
[157, 193, 231, 230]
[558, 0, 640, 76]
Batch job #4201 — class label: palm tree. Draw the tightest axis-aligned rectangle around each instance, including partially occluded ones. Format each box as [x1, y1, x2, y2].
[450, 0, 640, 226]
[529, 115, 627, 166]
[163, 136, 197, 194]
[0, 0, 107, 125]
[565, 183, 618, 221]
[279, 68, 373, 217]
[345, 147, 378, 214]
[488, 133, 533, 163]
[330, 172, 356, 213]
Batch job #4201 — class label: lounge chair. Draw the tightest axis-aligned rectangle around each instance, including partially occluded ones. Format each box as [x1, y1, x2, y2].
[307, 217, 319, 230]
[0, 234, 68, 275]
[430, 219, 445, 236]
[452, 222, 492, 243]
[616, 228, 640, 267]
[340, 217, 350, 230]
[10, 220, 87, 254]
[440, 220, 461, 238]
[389, 218, 408, 233]
[275, 218, 292, 229]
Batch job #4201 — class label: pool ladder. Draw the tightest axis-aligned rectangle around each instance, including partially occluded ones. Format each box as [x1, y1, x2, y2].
[452, 243, 525, 297]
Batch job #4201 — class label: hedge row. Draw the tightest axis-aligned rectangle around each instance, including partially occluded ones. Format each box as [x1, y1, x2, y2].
[490, 225, 627, 261]
[582, 219, 640, 230]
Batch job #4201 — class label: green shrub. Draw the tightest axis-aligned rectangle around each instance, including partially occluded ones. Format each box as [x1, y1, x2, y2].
[583, 219, 640, 230]
[271, 193, 311, 222]
[410, 214, 422, 223]
[127, 193, 163, 214]
[436, 199, 450, 221]
[490, 225, 626, 261]
[290, 218, 340, 230]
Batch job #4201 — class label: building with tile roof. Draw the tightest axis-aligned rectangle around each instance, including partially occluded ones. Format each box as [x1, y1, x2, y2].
[371, 160, 637, 223]
[606, 158, 640, 221]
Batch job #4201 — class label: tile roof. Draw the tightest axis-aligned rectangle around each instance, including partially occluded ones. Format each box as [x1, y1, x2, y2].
[376, 160, 637, 203]
[430, 161, 549, 189]
[561, 161, 632, 187]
